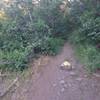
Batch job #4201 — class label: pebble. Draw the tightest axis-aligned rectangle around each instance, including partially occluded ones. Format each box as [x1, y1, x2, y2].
[93, 73, 100, 78]
[57, 92, 61, 96]
[53, 83, 57, 87]
[64, 84, 68, 88]
[69, 71, 76, 76]
[68, 83, 72, 87]
[60, 80, 65, 84]
[84, 75, 88, 78]
[23, 89, 28, 93]
[76, 77, 83, 81]
[61, 88, 65, 92]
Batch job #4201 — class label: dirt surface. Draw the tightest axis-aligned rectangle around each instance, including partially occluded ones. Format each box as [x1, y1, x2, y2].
[1, 43, 100, 100]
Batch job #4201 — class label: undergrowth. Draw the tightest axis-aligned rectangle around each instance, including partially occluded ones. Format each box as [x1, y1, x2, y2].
[69, 38, 100, 73]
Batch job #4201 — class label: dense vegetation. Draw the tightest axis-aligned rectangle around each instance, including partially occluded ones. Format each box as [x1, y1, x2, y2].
[69, 0, 100, 72]
[0, 0, 100, 72]
[0, 0, 64, 71]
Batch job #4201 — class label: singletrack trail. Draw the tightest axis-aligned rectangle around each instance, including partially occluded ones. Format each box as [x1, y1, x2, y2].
[3, 43, 100, 100]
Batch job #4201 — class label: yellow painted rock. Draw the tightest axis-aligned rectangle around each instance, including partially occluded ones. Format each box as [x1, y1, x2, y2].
[60, 61, 72, 70]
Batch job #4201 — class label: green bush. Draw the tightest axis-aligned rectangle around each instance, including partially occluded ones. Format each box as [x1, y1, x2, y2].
[68, 0, 100, 72]
[75, 44, 100, 72]
[68, 30, 84, 44]
[79, 11, 100, 44]
[34, 38, 64, 55]
[0, 46, 32, 71]
[43, 38, 64, 55]
[0, 18, 51, 71]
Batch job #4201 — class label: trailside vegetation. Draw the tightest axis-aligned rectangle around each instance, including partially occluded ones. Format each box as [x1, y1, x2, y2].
[0, 0, 100, 72]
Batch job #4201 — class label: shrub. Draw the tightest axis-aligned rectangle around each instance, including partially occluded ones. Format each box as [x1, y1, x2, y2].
[0, 18, 51, 71]
[34, 38, 65, 55]
[68, 0, 100, 72]
[0, 46, 32, 71]
[79, 11, 100, 44]
[75, 44, 100, 72]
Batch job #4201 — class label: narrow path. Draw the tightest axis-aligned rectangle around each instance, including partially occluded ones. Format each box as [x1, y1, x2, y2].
[11, 43, 100, 100]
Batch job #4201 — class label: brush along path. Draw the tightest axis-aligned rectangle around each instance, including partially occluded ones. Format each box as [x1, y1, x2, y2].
[2, 43, 100, 100]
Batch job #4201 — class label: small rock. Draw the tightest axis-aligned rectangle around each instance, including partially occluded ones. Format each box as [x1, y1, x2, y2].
[84, 75, 88, 78]
[53, 83, 57, 87]
[64, 84, 68, 88]
[69, 72, 76, 76]
[92, 83, 95, 87]
[76, 77, 83, 81]
[60, 80, 65, 84]
[61, 88, 65, 92]
[23, 89, 28, 93]
[68, 83, 72, 87]
[93, 73, 100, 78]
[72, 66, 75, 69]
[57, 92, 61, 96]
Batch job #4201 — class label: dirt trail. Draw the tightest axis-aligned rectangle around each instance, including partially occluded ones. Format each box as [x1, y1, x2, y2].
[2, 43, 100, 100]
